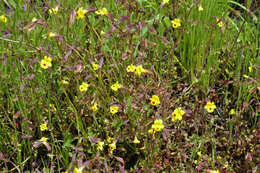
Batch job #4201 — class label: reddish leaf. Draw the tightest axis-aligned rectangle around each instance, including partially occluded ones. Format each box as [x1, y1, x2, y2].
[148, 26, 157, 34]
[114, 156, 124, 165]
[21, 135, 32, 139]
[64, 48, 72, 62]
[69, 10, 76, 25]
[162, 37, 169, 45]
[245, 152, 252, 162]
[119, 164, 125, 173]
[13, 97, 19, 102]
[121, 51, 130, 60]
[13, 111, 21, 119]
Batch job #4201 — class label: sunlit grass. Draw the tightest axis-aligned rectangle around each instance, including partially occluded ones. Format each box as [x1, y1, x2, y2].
[0, 0, 259, 172]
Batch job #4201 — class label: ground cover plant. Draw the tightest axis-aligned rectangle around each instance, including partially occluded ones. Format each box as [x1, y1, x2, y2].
[0, 0, 259, 172]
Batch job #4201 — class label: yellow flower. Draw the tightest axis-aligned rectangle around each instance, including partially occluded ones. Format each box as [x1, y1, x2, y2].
[48, 32, 56, 38]
[162, 0, 169, 4]
[134, 65, 146, 76]
[109, 141, 116, 152]
[197, 151, 202, 157]
[218, 21, 223, 27]
[79, 82, 89, 92]
[229, 109, 235, 115]
[150, 95, 160, 106]
[61, 80, 69, 85]
[126, 64, 136, 72]
[92, 63, 99, 70]
[40, 123, 48, 131]
[95, 8, 108, 15]
[209, 170, 220, 173]
[32, 17, 37, 22]
[49, 6, 59, 15]
[111, 82, 122, 91]
[76, 7, 87, 20]
[43, 56, 52, 63]
[198, 5, 203, 11]
[39, 137, 48, 145]
[49, 104, 56, 112]
[258, 87, 260, 92]
[40, 59, 50, 69]
[248, 66, 252, 73]
[133, 136, 140, 144]
[40, 56, 52, 69]
[100, 30, 105, 35]
[217, 156, 222, 160]
[148, 129, 154, 134]
[97, 141, 104, 151]
[224, 162, 229, 168]
[243, 74, 249, 79]
[107, 136, 114, 143]
[217, 19, 223, 28]
[73, 167, 83, 173]
[0, 14, 7, 23]
[204, 101, 216, 113]
[171, 107, 185, 122]
[171, 18, 181, 28]
[151, 119, 164, 132]
[91, 103, 98, 112]
[110, 105, 119, 115]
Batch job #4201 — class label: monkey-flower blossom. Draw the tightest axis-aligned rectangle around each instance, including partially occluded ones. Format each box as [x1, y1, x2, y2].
[171, 107, 185, 122]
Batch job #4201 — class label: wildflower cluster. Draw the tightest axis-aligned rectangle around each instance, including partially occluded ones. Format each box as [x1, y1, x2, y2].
[2, 0, 257, 171]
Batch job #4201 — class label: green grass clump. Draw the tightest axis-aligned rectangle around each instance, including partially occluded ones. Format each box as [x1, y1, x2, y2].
[0, 0, 259, 172]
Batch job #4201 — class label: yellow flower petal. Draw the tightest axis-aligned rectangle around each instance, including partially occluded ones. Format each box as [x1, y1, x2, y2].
[171, 18, 181, 28]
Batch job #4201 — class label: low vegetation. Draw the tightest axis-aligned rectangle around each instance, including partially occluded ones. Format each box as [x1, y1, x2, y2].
[0, 0, 259, 172]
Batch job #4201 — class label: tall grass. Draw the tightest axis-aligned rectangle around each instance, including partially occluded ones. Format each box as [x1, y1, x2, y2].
[0, 0, 259, 172]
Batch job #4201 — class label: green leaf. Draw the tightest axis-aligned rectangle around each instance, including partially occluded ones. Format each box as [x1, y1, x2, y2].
[63, 135, 73, 148]
[5, 0, 16, 9]
[163, 16, 171, 28]
[141, 26, 148, 37]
